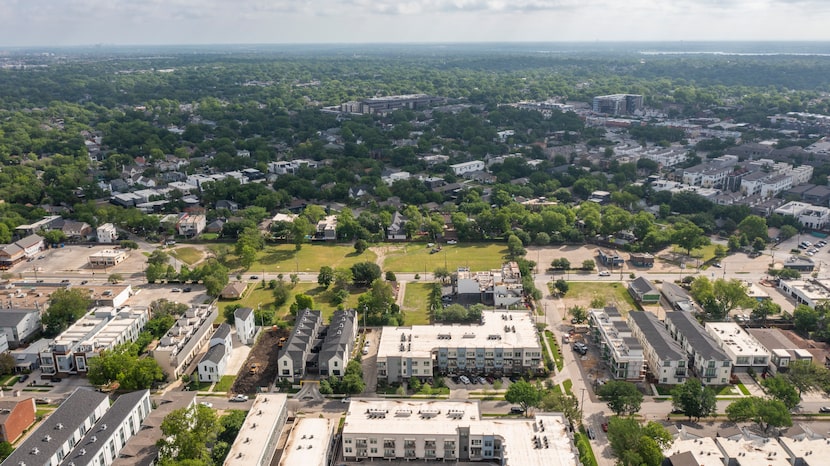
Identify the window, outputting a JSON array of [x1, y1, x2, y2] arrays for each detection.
[[334, 361, 338, 367], [345, 439, 352, 444], [370, 439, 377, 444], [283, 360, 287, 366], [663, 360, 671, 367], [723, 361, 730, 367], [345, 447, 353, 453], [370, 448, 378, 454]]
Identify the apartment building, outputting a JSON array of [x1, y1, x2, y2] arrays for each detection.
[[151, 304, 219, 379], [340, 94, 444, 115], [234, 307, 256, 345], [40, 306, 149, 375], [225, 394, 289, 466], [278, 418, 337, 466], [588, 307, 646, 381], [591, 94, 643, 115], [705, 322, 770, 373], [341, 399, 578, 465], [681, 155, 739, 188], [449, 161, 485, 176], [456, 262, 523, 308], [376, 310, 542, 383], [628, 312, 687, 384], [664, 312, 732, 385], [96, 223, 118, 243]]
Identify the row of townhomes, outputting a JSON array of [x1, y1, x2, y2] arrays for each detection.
[[455, 262, 524, 308], [278, 309, 358, 381]]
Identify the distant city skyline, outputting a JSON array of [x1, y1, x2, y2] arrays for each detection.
[[1, 0, 829, 47]]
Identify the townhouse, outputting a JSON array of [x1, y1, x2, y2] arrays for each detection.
[[664, 312, 732, 385], [588, 307, 646, 381], [628, 311, 688, 384]]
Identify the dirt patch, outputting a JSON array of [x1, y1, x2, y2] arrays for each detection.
[[231, 327, 290, 394]]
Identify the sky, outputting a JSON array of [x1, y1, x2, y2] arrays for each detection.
[[1, 0, 829, 47]]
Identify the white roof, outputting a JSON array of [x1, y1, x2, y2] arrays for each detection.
[[225, 394, 288, 466], [716, 436, 790, 466], [377, 310, 540, 360], [664, 437, 724, 466], [279, 418, 334, 466], [705, 322, 769, 358], [779, 436, 830, 464]]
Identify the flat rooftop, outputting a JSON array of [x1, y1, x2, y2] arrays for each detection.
[[664, 437, 724, 466], [225, 394, 288, 466], [716, 436, 790, 466], [279, 418, 334, 466], [778, 436, 830, 465], [705, 322, 768, 357], [377, 310, 540, 359], [54, 306, 146, 350]]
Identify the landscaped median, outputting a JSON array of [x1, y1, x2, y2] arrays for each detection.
[[543, 329, 564, 371], [574, 428, 599, 466]]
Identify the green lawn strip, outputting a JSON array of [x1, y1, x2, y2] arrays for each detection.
[[382, 243, 508, 273], [737, 383, 751, 395], [402, 282, 433, 325], [563, 379, 573, 396], [170, 246, 204, 265], [543, 330, 564, 371], [671, 244, 718, 263], [654, 385, 674, 396], [254, 244, 377, 273], [718, 385, 737, 396], [575, 430, 599, 466], [0, 374, 18, 386], [213, 375, 236, 392], [564, 282, 637, 314]]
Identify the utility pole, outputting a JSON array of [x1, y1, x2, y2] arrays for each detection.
[[580, 388, 586, 423]]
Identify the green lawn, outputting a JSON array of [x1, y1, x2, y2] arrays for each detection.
[[217, 282, 364, 324], [213, 375, 236, 392], [382, 243, 508, 273], [402, 282, 433, 325], [170, 246, 204, 265], [544, 330, 564, 371], [563, 379, 573, 395], [672, 243, 719, 263], [255, 244, 377, 273], [563, 282, 638, 313]]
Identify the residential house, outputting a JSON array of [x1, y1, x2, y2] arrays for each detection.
[[0, 234, 45, 268], [747, 328, 814, 374], [449, 161, 485, 176], [319, 310, 358, 377], [455, 262, 523, 308], [198, 324, 232, 382], [216, 200, 239, 212], [97, 223, 118, 243], [221, 282, 247, 300], [151, 304, 219, 379], [54, 219, 92, 241], [234, 307, 256, 345], [588, 307, 646, 381], [387, 212, 408, 241], [315, 215, 337, 241], [376, 310, 542, 383], [628, 276, 660, 304], [1, 388, 110, 466], [628, 312, 687, 384], [661, 282, 695, 313], [0, 397, 36, 443], [0, 309, 42, 348], [278, 309, 323, 381], [665, 312, 732, 384], [176, 214, 206, 237]]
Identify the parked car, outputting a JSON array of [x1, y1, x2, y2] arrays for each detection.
[[183, 287, 192, 292], [18, 374, 28, 383], [50, 377, 61, 383], [250, 276, 259, 280], [171, 288, 182, 292], [586, 427, 596, 440], [820, 406, 830, 413], [230, 394, 249, 402], [712, 262, 722, 268], [459, 375, 471, 385], [35, 398, 52, 405], [199, 401, 213, 408], [446, 240, 458, 245], [509, 407, 524, 414], [598, 271, 611, 277], [80, 280, 88, 285], [341, 397, 352, 404]]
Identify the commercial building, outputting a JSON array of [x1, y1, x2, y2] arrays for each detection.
[[774, 201, 830, 229], [628, 277, 660, 304], [747, 328, 814, 374], [224, 394, 289, 466], [778, 279, 830, 307], [278, 418, 337, 466], [0, 234, 45, 269], [0, 397, 36, 443], [376, 310, 542, 383], [88, 249, 129, 268], [588, 307, 646, 381], [197, 323, 232, 383], [340, 94, 444, 115], [592, 94, 643, 115], [151, 304, 219, 379], [234, 307, 255, 345], [40, 306, 149, 375], [341, 399, 578, 465], [664, 312, 732, 385], [82, 284, 133, 308], [0, 388, 110, 466], [628, 312, 687, 384], [597, 249, 624, 267], [782, 256, 816, 272], [705, 322, 770, 373], [629, 252, 654, 267], [456, 262, 524, 309]]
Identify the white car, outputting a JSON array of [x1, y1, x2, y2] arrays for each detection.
[[446, 240, 458, 245], [199, 401, 213, 408], [171, 288, 182, 292], [230, 394, 249, 402], [341, 397, 351, 404], [598, 271, 611, 277]]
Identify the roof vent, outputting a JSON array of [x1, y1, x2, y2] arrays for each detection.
[[30, 448, 39, 455], [79, 449, 86, 456], [43, 435, 51, 442], [55, 423, 64, 430]]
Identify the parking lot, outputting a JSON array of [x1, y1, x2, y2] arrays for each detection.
[[127, 283, 211, 308], [11, 244, 148, 276]]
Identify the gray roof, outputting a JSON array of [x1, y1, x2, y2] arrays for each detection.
[[665, 312, 730, 362], [234, 307, 253, 320], [60, 390, 149, 466], [661, 282, 694, 311], [200, 343, 227, 365], [319, 309, 357, 369], [0, 309, 38, 328], [279, 309, 321, 364], [629, 276, 658, 296], [3, 388, 109, 466], [111, 392, 196, 466], [16, 233, 44, 249], [213, 323, 231, 341], [628, 311, 685, 361]]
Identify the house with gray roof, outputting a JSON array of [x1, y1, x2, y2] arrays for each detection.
[[234, 307, 255, 345], [60, 390, 151, 466], [319, 309, 358, 377], [665, 312, 732, 385], [2, 388, 110, 466], [387, 211, 408, 241], [661, 282, 696, 313], [0, 309, 41, 348], [628, 312, 688, 384], [628, 276, 660, 304], [197, 323, 232, 383], [278, 309, 323, 381]]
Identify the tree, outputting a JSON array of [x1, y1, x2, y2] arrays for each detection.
[[568, 305, 587, 323], [354, 239, 368, 254], [598, 381, 643, 416], [606, 417, 672, 466], [43, 288, 92, 337], [779, 225, 798, 241], [157, 404, 220, 464], [333, 267, 353, 289], [737, 215, 768, 243], [539, 390, 580, 423], [784, 360, 830, 396], [87, 344, 165, 390], [554, 279, 569, 297], [385, 271, 397, 282], [726, 397, 792, 433], [762, 375, 801, 410], [751, 299, 780, 325], [433, 266, 451, 284], [690, 277, 752, 321], [505, 380, 541, 415], [351, 261, 381, 287], [223, 304, 242, 325], [581, 259, 595, 271], [793, 305, 820, 336], [0, 353, 15, 375], [291, 216, 313, 250], [550, 258, 571, 270], [289, 294, 314, 315], [108, 273, 123, 284], [673, 222, 710, 256], [0, 441, 13, 462], [318, 265, 334, 287], [506, 234, 526, 259], [671, 378, 716, 421]]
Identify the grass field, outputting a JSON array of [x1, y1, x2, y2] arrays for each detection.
[[402, 282, 433, 325], [170, 246, 204, 265], [210, 243, 377, 273], [671, 244, 719, 263], [382, 243, 508, 273], [213, 375, 236, 392], [218, 282, 365, 324], [563, 282, 637, 313]]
